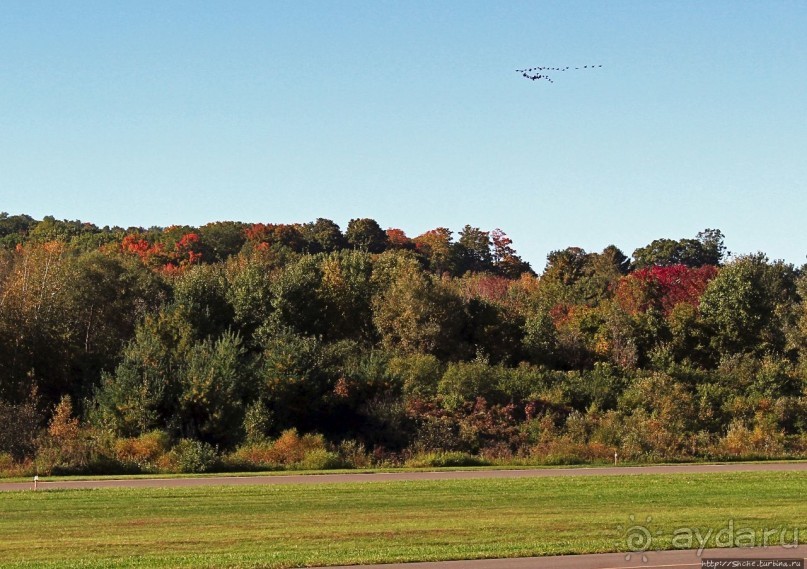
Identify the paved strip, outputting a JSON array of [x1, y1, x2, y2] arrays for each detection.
[[1, 462, 805, 491], [320, 546, 807, 569]]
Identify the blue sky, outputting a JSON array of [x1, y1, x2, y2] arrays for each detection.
[[1, 1, 805, 269]]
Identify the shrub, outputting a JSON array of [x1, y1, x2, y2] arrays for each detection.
[[411, 414, 464, 453], [437, 360, 503, 411], [478, 443, 516, 462], [113, 431, 171, 472], [227, 429, 332, 470], [388, 353, 442, 400], [33, 445, 61, 476], [294, 449, 345, 470], [227, 441, 279, 470], [529, 440, 616, 465], [717, 419, 785, 459], [169, 439, 218, 473], [0, 452, 24, 477], [37, 396, 103, 474], [0, 454, 34, 478], [269, 429, 327, 465], [337, 439, 369, 469], [0, 452, 13, 472], [405, 451, 489, 468], [242, 401, 273, 444]]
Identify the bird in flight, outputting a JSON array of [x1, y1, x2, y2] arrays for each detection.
[[516, 65, 602, 83]]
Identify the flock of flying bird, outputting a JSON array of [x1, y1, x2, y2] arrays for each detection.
[[516, 65, 603, 83]]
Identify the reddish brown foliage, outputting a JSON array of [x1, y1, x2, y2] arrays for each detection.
[[615, 264, 718, 315], [385, 228, 413, 249], [456, 274, 512, 303], [244, 223, 304, 252]]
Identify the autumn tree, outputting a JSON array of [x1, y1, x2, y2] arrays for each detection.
[[385, 228, 414, 250], [490, 228, 532, 278], [27, 216, 100, 244], [244, 223, 306, 255], [413, 228, 458, 275], [0, 241, 75, 405], [614, 264, 718, 316]]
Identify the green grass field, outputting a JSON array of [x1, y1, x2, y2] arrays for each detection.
[[1, 471, 805, 568]]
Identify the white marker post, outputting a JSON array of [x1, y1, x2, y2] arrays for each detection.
[[33, 475, 38, 491], [614, 452, 618, 466]]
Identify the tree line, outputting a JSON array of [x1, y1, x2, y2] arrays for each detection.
[[0, 212, 805, 474]]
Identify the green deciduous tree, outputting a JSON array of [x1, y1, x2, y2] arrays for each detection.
[[318, 250, 375, 342], [197, 221, 247, 262], [345, 218, 388, 253], [413, 228, 458, 276], [632, 229, 725, 269], [172, 264, 234, 339], [301, 218, 346, 253], [457, 225, 492, 274], [699, 255, 797, 356], [372, 257, 466, 358], [268, 255, 326, 337]]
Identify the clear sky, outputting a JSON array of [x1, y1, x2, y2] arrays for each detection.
[[1, 1, 805, 269]]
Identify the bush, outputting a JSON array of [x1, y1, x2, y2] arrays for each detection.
[[0, 452, 14, 472], [294, 449, 346, 470], [37, 396, 105, 475], [268, 429, 327, 465], [405, 451, 489, 468], [411, 414, 464, 453], [0, 452, 35, 478], [337, 439, 369, 469], [33, 445, 60, 476], [388, 353, 442, 400], [226, 441, 280, 471], [0, 457, 34, 478], [437, 360, 503, 411], [113, 431, 171, 472], [529, 439, 616, 465], [242, 401, 273, 444], [169, 439, 219, 473], [227, 429, 334, 470], [716, 419, 785, 459]]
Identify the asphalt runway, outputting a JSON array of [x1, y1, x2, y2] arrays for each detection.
[[322, 546, 807, 569], [1, 461, 805, 492]]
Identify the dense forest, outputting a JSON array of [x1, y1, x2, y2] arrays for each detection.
[[1, 212, 805, 474]]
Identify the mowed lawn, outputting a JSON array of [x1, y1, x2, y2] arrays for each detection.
[[0, 472, 805, 569]]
